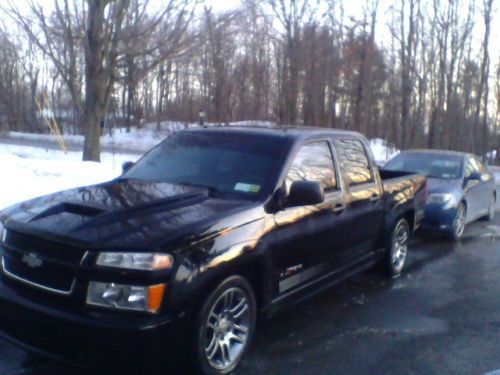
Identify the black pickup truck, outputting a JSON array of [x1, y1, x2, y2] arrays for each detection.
[[0, 127, 425, 374]]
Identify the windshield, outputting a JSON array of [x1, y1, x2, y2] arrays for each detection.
[[384, 153, 463, 179], [123, 131, 288, 199]]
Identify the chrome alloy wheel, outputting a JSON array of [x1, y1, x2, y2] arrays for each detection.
[[391, 221, 409, 273], [204, 287, 251, 371], [454, 204, 466, 238]]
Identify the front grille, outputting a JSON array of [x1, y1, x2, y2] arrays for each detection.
[[4, 229, 84, 263], [0, 229, 85, 295], [2, 256, 75, 294]]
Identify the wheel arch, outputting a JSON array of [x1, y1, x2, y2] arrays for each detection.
[[187, 255, 273, 319], [379, 208, 414, 250], [402, 208, 415, 233]]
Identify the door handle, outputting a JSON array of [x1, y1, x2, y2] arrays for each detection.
[[333, 203, 346, 214], [369, 194, 381, 203]]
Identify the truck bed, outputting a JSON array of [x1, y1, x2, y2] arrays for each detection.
[[378, 168, 419, 181], [378, 167, 427, 233]]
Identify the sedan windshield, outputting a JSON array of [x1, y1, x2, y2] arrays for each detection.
[[123, 131, 288, 198], [385, 153, 463, 179]]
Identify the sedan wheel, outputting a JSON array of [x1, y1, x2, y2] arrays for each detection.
[[451, 203, 466, 240], [195, 276, 256, 374]]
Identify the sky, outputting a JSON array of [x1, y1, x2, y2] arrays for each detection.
[[9, 0, 500, 71], [211, 0, 499, 62]]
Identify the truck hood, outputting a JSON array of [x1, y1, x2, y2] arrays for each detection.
[[0, 179, 258, 249]]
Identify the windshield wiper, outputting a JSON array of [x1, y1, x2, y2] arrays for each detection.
[[427, 174, 451, 179], [176, 181, 221, 195]]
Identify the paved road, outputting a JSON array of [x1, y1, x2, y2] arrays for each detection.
[[0, 210, 499, 374]]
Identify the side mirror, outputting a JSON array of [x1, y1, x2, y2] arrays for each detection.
[[287, 181, 324, 207], [467, 171, 481, 181], [122, 161, 134, 174]]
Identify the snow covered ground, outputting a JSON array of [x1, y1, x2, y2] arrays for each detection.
[[7, 126, 165, 153], [369, 138, 399, 164], [4, 121, 278, 153], [0, 144, 141, 210], [0, 123, 398, 210]]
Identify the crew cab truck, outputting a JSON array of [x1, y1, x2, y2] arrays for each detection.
[[0, 127, 426, 374]]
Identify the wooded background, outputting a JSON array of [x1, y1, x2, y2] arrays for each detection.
[[0, 0, 498, 161]]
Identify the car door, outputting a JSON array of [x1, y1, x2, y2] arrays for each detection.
[[334, 138, 384, 265], [271, 140, 348, 297], [472, 156, 495, 217], [464, 157, 486, 221]]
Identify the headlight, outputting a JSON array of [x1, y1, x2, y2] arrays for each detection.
[[427, 193, 457, 209], [96, 252, 174, 271], [87, 282, 166, 313]]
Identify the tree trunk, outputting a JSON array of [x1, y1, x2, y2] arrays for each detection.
[[82, 0, 106, 162]]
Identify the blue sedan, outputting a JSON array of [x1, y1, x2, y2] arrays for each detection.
[[385, 150, 496, 240]]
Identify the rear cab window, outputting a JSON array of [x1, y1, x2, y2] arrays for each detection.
[[334, 139, 374, 187], [285, 141, 338, 193]]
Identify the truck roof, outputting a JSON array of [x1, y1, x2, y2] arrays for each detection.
[[186, 125, 365, 142]]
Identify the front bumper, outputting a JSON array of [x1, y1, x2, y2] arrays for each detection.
[[419, 204, 458, 233], [0, 278, 187, 367]]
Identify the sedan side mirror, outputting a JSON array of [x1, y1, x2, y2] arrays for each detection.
[[287, 181, 324, 207], [467, 171, 481, 181], [122, 161, 134, 174]]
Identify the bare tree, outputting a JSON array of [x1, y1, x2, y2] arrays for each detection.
[[472, 0, 493, 154], [268, 0, 312, 125], [4, 0, 197, 161], [0, 0, 498, 159], [4, 0, 85, 126]]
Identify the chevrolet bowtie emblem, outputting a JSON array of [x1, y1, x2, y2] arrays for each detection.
[[22, 253, 43, 268]]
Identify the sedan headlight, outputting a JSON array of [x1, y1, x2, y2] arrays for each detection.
[[96, 252, 174, 271], [427, 193, 457, 209], [87, 282, 166, 313]]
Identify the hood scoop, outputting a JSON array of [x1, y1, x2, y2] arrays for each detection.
[[29, 201, 106, 222], [72, 190, 208, 232]]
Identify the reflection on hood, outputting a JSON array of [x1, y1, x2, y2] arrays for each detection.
[[1, 179, 255, 248]]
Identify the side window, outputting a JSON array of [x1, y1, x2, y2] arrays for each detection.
[[464, 158, 475, 178], [286, 142, 337, 193], [473, 156, 487, 173], [335, 139, 373, 186]]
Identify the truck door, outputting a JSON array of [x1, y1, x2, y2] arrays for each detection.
[[334, 138, 384, 265], [272, 141, 348, 297]]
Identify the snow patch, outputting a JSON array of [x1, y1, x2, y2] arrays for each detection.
[[369, 138, 399, 164], [0, 144, 141, 210]]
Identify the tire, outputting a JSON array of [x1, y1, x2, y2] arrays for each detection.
[[449, 203, 466, 240], [193, 276, 257, 375], [480, 195, 496, 221], [383, 218, 410, 277]]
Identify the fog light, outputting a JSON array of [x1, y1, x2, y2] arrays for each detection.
[[87, 282, 166, 313]]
